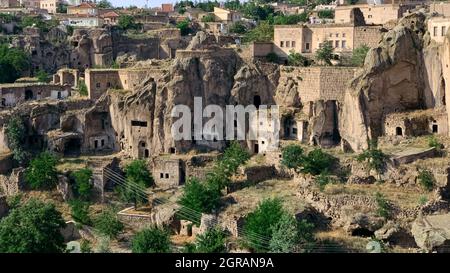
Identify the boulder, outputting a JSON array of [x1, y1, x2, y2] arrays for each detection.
[[411, 213, 450, 252]]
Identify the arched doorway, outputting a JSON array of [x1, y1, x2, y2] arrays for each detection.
[[253, 95, 261, 109]]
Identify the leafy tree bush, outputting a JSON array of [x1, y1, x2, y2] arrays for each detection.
[[97, 0, 113, 8], [288, 50, 311, 66], [243, 198, 285, 252], [374, 192, 390, 219], [356, 140, 387, 178], [269, 213, 314, 253], [224, 0, 241, 10], [69, 199, 92, 225], [243, 21, 273, 43], [418, 169, 434, 192], [229, 21, 247, 34], [0, 199, 66, 253], [20, 15, 58, 33], [428, 135, 443, 153], [302, 149, 335, 176], [281, 144, 304, 171], [131, 227, 171, 253], [80, 239, 92, 253], [242, 3, 274, 21], [5, 115, 28, 164], [196, 1, 219, 12], [318, 10, 334, 19], [117, 160, 153, 209], [351, 45, 370, 66], [177, 19, 191, 36], [201, 14, 216, 22], [315, 172, 331, 191], [177, 177, 221, 223], [57, 3, 68, 13], [186, 227, 228, 253], [71, 168, 93, 200], [78, 80, 88, 96], [315, 40, 334, 65], [25, 152, 59, 189], [36, 69, 50, 82], [93, 208, 124, 238], [0, 44, 29, 83], [118, 15, 140, 30], [273, 13, 308, 25]]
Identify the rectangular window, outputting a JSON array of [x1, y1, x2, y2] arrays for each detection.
[[101, 139, 105, 147], [342, 33, 346, 38], [342, 40, 346, 48], [286, 41, 290, 47], [292, 41, 296, 47], [335, 40, 339, 48], [131, 120, 148, 127], [160, 173, 164, 178], [96, 82, 101, 88], [335, 33, 339, 37], [442, 26, 446, 36], [280, 41, 284, 47], [434, 26, 438, 36], [165, 173, 169, 179], [305, 43, 310, 50]]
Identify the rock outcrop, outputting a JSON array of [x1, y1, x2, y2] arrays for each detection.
[[412, 213, 450, 252]]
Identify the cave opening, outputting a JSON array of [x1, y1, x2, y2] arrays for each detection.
[[253, 95, 261, 109], [351, 228, 374, 238], [64, 138, 81, 157], [396, 127, 403, 136]]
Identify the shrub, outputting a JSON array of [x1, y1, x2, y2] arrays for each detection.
[[428, 135, 443, 152], [315, 40, 333, 65], [191, 228, 228, 253], [71, 168, 93, 200], [0, 199, 66, 253], [117, 160, 153, 209], [94, 208, 124, 238], [201, 14, 215, 22], [418, 195, 428, 206], [78, 81, 88, 96], [302, 149, 335, 175], [5, 115, 28, 165], [266, 52, 279, 63], [177, 19, 191, 36], [315, 172, 331, 191], [80, 239, 92, 253], [281, 144, 304, 171], [269, 213, 314, 253], [418, 169, 434, 192], [36, 69, 50, 82], [288, 50, 311, 67], [351, 45, 370, 66], [318, 10, 334, 19], [243, 21, 273, 43], [356, 140, 387, 178], [374, 192, 390, 219], [25, 152, 59, 189], [118, 14, 140, 30], [229, 21, 247, 34], [131, 227, 171, 253], [69, 199, 92, 225]]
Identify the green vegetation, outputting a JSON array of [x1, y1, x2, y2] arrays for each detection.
[[201, 14, 216, 23], [315, 172, 331, 191], [428, 135, 443, 153], [288, 50, 311, 67], [80, 239, 92, 253], [272, 13, 308, 25], [25, 152, 59, 189], [97, 0, 113, 8], [356, 140, 387, 178], [418, 169, 434, 192], [20, 16, 59, 33], [243, 21, 273, 43], [196, 1, 220, 12], [0, 44, 29, 83], [69, 199, 92, 225], [374, 192, 391, 219], [241, 2, 274, 21], [5, 115, 28, 165], [117, 160, 154, 209], [281, 144, 304, 170], [36, 69, 50, 83], [315, 40, 334, 65], [351, 45, 370, 66], [0, 199, 66, 253], [57, 3, 68, 13], [71, 168, 93, 200], [118, 15, 141, 30], [93, 208, 124, 238], [78, 80, 88, 96], [243, 198, 314, 252], [177, 19, 191, 36], [131, 227, 171, 253], [266, 52, 279, 63], [229, 21, 247, 34], [184, 227, 228, 253], [418, 195, 428, 206], [317, 10, 334, 19], [281, 145, 334, 175]]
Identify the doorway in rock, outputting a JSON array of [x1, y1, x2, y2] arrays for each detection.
[[253, 95, 261, 109], [396, 127, 403, 136], [254, 143, 259, 154], [64, 138, 81, 157], [25, 90, 33, 100]]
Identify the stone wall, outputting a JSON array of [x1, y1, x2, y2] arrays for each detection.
[[250, 42, 274, 58], [0, 83, 71, 108], [354, 26, 385, 49], [152, 157, 183, 189], [0, 167, 25, 196], [0, 153, 12, 175]]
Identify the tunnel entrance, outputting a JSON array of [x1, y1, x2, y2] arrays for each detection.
[[64, 138, 81, 157], [396, 127, 403, 136]]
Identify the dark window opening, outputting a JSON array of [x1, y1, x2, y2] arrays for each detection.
[[253, 95, 261, 109], [25, 90, 33, 100], [57, 91, 62, 99], [94, 140, 98, 148], [160, 173, 164, 178], [432, 124, 438, 133], [170, 147, 176, 154], [165, 173, 169, 179], [101, 139, 105, 147], [254, 143, 259, 154], [141, 142, 146, 147], [144, 149, 149, 158], [396, 127, 403, 136], [1, 98, 5, 106], [131, 120, 148, 127]]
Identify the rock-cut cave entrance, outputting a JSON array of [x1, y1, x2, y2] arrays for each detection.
[[64, 138, 81, 157]]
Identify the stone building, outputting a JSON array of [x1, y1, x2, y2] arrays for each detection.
[[213, 7, 241, 24], [428, 16, 450, 44], [67, 2, 97, 16], [0, 0, 19, 8], [152, 157, 184, 189], [273, 23, 384, 58], [334, 4, 417, 25], [53, 68, 79, 88], [430, 2, 450, 17], [0, 82, 71, 108], [40, 0, 58, 14]]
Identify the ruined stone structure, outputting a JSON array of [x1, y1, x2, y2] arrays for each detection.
[[334, 4, 418, 25], [0, 82, 71, 108]]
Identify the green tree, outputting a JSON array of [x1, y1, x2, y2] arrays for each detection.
[[266, 52, 279, 63], [71, 168, 93, 200], [118, 14, 139, 30], [418, 169, 434, 192], [229, 21, 247, 34], [243, 21, 273, 43], [5, 115, 28, 164], [0, 44, 29, 83], [97, 0, 113, 8], [201, 14, 216, 22], [315, 172, 331, 191], [351, 45, 370, 66], [243, 198, 285, 252], [69, 199, 92, 225], [117, 160, 153, 209], [242, 3, 274, 21], [93, 208, 124, 238], [318, 10, 334, 19], [302, 149, 335, 176], [36, 69, 50, 82], [0, 199, 66, 253], [78, 80, 88, 96], [315, 40, 334, 65], [273, 13, 308, 25], [288, 50, 311, 66], [131, 227, 171, 253], [269, 213, 314, 253], [428, 135, 443, 153], [57, 3, 68, 13], [25, 152, 59, 189], [281, 144, 304, 171], [374, 192, 391, 219], [224, 0, 241, 10], [356, 140, 387, 178], [177, 19, 191, 36], [185, 227, 228, 253]]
